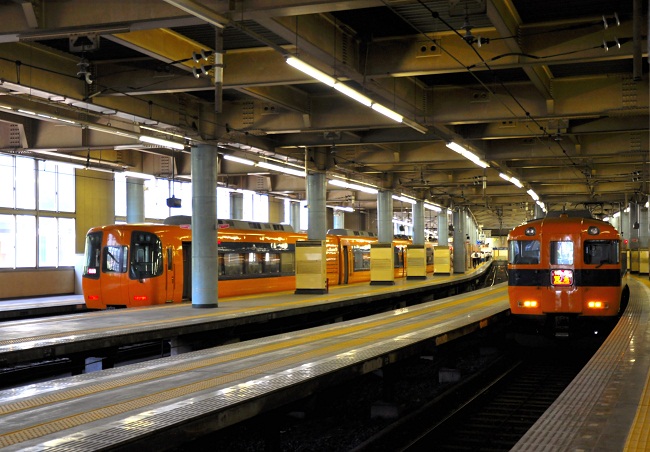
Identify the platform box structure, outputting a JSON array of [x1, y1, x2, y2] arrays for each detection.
[[406, 245, 427, 280], [639, 249, 649, 274], [370, 243, 395, 285], [630, 249, 640, 273], [294, 240, 327, 294], [434, 245, 453, 275]]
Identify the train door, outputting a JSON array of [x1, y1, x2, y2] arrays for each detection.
[[101, 232, 131, 308], [165, 246, 175, 302], [127, 231, 165, 306], [342, 245, 349, 284], [182, 241, 192, 300]]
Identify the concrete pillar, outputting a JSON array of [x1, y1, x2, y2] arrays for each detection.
[[333, 210, 345, 229], [291, 201, 301, 231], [377, 190, 394, 243], [412, 200, 424, 245], [126, 177, 145, 223], [307, 172, 327, 240], [230, 192, 243, 220], [453, 208, 466, 273], [438, 210, 449, 245], [191, 144, 218, 308]]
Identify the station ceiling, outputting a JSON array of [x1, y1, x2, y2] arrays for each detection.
[[0, 0, 647, 232]]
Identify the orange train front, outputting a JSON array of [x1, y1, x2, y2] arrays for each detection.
[[507, 211, 628, 336]]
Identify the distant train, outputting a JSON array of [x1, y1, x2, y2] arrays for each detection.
[[82, 216, 434, 309], [508, 211, 628, 336]]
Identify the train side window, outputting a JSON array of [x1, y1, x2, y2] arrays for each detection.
[[426, 247, 434, 265], [223, 253, 244, 275], [218, 254, 225, 276], [508, 240, 540, 264], [551, 241, 574, 265], [280, 252, 295, 273], [584, 240, 619, 265], [83, 231, 103, 278], [104, 245, 128, 273], [352, 245, 371, 271], [263, 252, 280, 273], [130, 231, 163, 279], [393, 246, 405, 269], [246, 252, 263, 274]]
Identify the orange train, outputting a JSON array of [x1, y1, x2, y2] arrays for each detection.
[[507, 211, 628, 336], [82, 217, 434, 309]]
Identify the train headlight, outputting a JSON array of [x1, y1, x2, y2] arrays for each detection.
[[525, 227, 536, 236], [519, 300, 539, 308], [587, 226, 600, 235]]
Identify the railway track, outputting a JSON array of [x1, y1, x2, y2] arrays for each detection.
[[363, 337, 606, 452]]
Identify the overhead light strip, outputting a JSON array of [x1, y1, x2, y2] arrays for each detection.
[[286, 57, 427, 134], [446, 142, 489, 169]]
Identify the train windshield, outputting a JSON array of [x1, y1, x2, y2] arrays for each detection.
[[508, 240, 540, 264], [83, 231, 103, 279], [584, 240, 619, 266], [551, 241, 574, 265], [130, 231, 164, 280]]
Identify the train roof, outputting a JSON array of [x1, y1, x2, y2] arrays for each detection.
[[163, 216, 294, 232], [508, 212, 619, 238]]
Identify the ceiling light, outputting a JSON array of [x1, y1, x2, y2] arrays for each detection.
[[257, 161, 305, 177], [192, 49, 214, 62], [424, 202, 442, 212], [446, 142, 489, 168], [527, 189, 539, 201], [328, 205, 355, 212], [392, 194, 417, 204], [510, 177, 524, 188], [328, 179, 378, 194], [371, 103, 403, 122], [333, 82, 372, 107], [123, 171, 156, 180], [223, 154, 255, 166], [286, 57, 336, 87], [139, 135, 185, 150]]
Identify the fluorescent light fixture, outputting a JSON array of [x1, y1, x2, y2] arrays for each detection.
[[257, 161, 305, 178], [328, 205, 355, 212], [613, 211, 620, 218], [510, 177, 523, 188], [536, 200, 546, 212], [139, 135, 185, 150], [286, 57, 336, 87], [424, 202, 442, 212], [334, 82, 372, 106], [446, 142, 489, 168], [18, 109, 36, 115], [392, 194, 417, 205], [372, 103, 403, 122], [527, 189, 539, 201], [223, 154, 255, 166], [499, 173, 510, 181], [123, 171, 156, 180], [328, 179, 378, 194]]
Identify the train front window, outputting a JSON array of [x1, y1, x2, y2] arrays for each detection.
[[83, 231, 103, 278], [584, 240, 619, 266], [130, 231, 163, 279], [103, 245, 128, 273], [551, 241, 574, 265], [508, 240, 540, 264]]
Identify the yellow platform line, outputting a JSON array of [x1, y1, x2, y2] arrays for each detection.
[[624, 276, 650, 451], [0, 293, 506, 447], [0, 282, 504, 346]]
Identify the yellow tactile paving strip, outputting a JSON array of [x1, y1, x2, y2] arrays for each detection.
[[0, 287, 507, 447], [0, 272, 464, 348], [624, 277, 650, 451]]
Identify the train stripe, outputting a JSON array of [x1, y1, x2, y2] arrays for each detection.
[[509, 269, 622, 287]]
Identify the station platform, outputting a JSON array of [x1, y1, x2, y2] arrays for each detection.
[[0, 281, 509, 450], [0, 264, 490, 368], [0, 294, 86, 321], [513, 275, 650, 451]]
